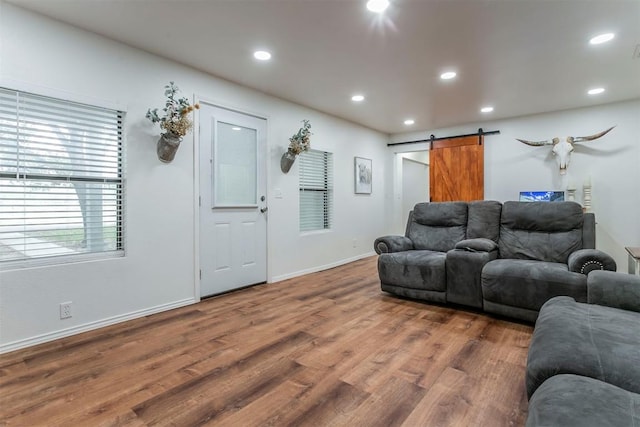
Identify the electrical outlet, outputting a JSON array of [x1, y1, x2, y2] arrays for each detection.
[[60, 302, 72, 319]]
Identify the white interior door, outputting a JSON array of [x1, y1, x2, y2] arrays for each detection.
[[199, 104, 267, 297]]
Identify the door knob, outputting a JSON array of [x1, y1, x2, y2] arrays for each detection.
[[260, 207, 268, 213]]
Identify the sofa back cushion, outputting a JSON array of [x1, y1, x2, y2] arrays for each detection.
[[582, 212, 596, 249], [498, 201, 584, 263], [407, 202, 468, 252], [467, 200, 502, 242]]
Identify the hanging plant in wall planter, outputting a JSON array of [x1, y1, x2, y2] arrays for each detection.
[[281, 119, 312, 173], [146, 82, 199, 163]]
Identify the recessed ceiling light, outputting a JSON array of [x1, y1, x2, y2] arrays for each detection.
[[480, 106, 494, 113], [404, 119, 415, 125], [589, 33, 615, 45], [366, 0, 389, 13], [440, 71, 457, 80], [588, 87, 605, 95], [253, 50, 272, 61], [232, 127, 242, 131], [351, 94, 365, 102]]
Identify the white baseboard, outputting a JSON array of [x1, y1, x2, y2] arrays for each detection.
[[0, 298, 197, 354], [270, 252, 376, 283]]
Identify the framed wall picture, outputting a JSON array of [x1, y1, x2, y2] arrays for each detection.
[[354, 157, 372, 194]]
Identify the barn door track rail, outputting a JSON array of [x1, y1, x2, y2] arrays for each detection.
[[388, 128, 501, 148]]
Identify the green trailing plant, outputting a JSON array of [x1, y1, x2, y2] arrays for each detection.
[[146, 82, 199, 137], [288, 119, 312, 155]]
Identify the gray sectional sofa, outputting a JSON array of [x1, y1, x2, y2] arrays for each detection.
[[525, 271, 640, 426], [374, 200, 617, 322]]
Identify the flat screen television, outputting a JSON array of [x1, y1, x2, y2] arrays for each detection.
[[519, 191, 565, 202]]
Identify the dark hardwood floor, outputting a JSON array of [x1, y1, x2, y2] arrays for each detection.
[[0, 256, 532, 426]]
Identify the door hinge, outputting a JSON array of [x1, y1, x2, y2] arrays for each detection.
[[199, 270, 202, 280], [199, 196, 201, 207]]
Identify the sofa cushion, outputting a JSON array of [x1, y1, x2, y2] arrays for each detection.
[[482, 260, 587, 315], [407, 202, 467, 252], [467, 200, 502, 242], [588, 270, 640, 312], [526, 296, 640, 399], [526, 374, 640, 427], [377, 251, 447, 291], [498, 201, 584, 263]]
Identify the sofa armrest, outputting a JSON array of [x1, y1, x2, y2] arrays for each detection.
[[446, 248, 498, 308], [374, 235, 414, 254], [587, 270, 640, 312], [454, 238, 498, 253], [568, 249, 617, 274]]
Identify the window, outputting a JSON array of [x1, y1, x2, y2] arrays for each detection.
[[0, 88, 125, 265], [299, 149, 333, 232]]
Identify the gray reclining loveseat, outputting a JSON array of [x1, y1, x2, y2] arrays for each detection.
[[525, 271, 640, 426], [374, 200, 617, 322]]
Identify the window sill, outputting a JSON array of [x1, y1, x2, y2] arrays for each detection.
[[300, 228, 333, 237], [1, 250, 125, 272]]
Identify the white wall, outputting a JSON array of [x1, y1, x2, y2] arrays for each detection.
[[390, 99, 640, 270], [2, 2, 637, 352], [401, 158, 429, 226], [0, 3, 391, 351], [400, 151, 429, 165]]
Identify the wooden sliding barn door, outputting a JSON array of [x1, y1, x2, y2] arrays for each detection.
[[429, 135, 484, 202]]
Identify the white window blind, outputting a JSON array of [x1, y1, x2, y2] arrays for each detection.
[[299, 149, 333, 232], [0, 87, 125, 264]]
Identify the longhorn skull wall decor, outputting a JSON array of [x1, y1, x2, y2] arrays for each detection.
[[516, 126, 615, 175]]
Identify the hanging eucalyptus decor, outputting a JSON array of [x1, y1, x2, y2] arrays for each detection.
[[281, 119, 312, 173], [146, 82, 199, 163]]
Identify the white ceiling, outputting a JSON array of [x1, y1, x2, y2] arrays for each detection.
[[8, 0, 640, 134]]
